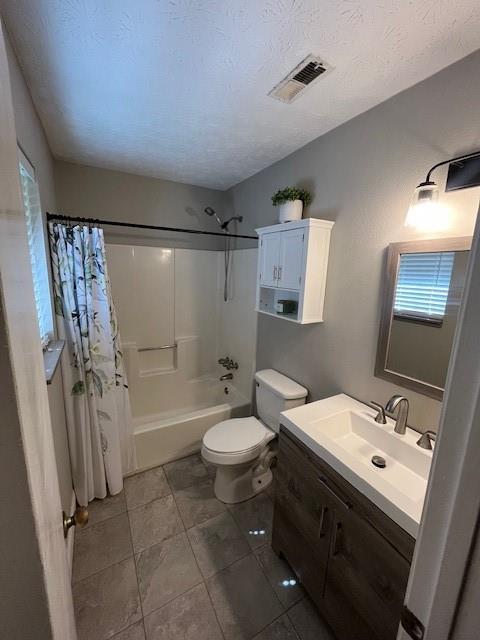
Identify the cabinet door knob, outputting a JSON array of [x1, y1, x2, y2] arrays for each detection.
[[278, 266, 282, 280], [273, 266, 277, 280], [318, 506, 328, 538], [287, 477, 301, 500], [331, 521, 342, 557]]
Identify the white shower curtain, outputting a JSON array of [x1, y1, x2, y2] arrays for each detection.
[[49, 222, 135, 506]]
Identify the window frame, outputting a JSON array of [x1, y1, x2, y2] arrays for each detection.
[[18, 147, 54, 349]]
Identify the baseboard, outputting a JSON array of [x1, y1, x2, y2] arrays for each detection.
[[66, 489, 76, 577]]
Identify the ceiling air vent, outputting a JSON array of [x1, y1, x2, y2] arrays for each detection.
[[269, 55, 329, 104]]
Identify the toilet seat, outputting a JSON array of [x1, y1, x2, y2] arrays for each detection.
[[204, 416, 272, 453], [202, 416, 275, 466]]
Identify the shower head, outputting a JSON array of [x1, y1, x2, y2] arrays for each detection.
[[204, 207, 243, 232], [221, 215, 243, 230], [204, 206, 223, 228]]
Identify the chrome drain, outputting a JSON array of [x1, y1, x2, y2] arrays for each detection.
[[372, 455, 386, 468]]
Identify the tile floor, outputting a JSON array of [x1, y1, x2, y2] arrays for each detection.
[[72, 454, 334, 640]]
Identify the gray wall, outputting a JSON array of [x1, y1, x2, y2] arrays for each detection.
[[5, 31, 73, 512], [229, 50, 480, 432], [54, 160, 233, 250]]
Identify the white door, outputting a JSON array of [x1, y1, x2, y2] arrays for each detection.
[[259, 232, 281, 287], [278, 228, 305, 290], [397, 205, 480, 640], [0, 20, 76, 639]]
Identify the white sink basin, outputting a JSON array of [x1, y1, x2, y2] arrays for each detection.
[[280, 394, 433, 537]]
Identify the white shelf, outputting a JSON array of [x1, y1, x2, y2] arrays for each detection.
[[256, 309, 302, 323], [258, 283, 299, 292]]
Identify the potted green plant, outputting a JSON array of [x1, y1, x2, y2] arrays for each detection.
[[271, 187, 312, 223]]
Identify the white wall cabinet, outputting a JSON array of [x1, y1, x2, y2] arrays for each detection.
[[256, 218, 334, 324]]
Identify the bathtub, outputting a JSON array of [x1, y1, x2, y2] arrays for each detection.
[[133, 382, 251, 471]]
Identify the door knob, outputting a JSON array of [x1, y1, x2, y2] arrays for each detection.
[[63, 506, 89, 538]]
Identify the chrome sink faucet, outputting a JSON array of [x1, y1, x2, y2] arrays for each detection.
[[385, 395, 409, 435], [417, 430, 436, 450], [370, 401, 387, 424]]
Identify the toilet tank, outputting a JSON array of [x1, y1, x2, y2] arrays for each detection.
[[255, 369, 308, 433]]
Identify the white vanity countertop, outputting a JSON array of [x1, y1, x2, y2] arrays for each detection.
[[280, 394, 433, 538]]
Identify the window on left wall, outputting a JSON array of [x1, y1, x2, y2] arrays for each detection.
[[18, 149, 54, 349]]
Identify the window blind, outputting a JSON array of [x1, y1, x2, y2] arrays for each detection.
[[19, 160, 53, 348], [394, 251, 455, 322]]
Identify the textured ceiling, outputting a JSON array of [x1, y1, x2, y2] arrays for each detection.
[[2, 1, 480, 189]]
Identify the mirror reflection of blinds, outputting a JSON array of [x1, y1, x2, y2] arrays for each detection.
[[394, 251, 455, 322]]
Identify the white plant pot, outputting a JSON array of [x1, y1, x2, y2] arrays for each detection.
[[278, 199, 303, 223]]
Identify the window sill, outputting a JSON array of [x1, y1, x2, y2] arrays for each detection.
[[393, 313, 443, 327], [43, 340, 65, 384]]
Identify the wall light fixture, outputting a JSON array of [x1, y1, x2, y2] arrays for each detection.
[[406, 151, 480, 230]]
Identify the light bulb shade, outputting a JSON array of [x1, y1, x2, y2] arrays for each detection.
[[412, 181, 439, 205], [405, 181, 447, 230]]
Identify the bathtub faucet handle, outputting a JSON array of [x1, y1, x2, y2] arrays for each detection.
[[219, 357, 239, 370]]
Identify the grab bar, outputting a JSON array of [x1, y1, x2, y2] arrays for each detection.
[[137, 344, 177, 352]]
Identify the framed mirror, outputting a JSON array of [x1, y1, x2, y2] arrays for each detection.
[[375, 236, 471, 400]]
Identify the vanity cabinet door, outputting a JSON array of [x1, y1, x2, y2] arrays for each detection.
[[274, 464, 332, 555], [272, 503, 329, 605], [272, 431, 333, 602], [259, 232, 281, 287], [275, 429, 332, 554], [324, 506, 411, 640]]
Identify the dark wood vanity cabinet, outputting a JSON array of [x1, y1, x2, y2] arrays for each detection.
[[272, 427, 415, 640]]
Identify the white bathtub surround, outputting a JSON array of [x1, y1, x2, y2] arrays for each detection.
[[107, 243, 258, 471], [176, 248, 221, 378], [107, 244, 221, 408], [217, 248, 258, 400], [49, 224, 135, 506], [107, 244, 176, 371]]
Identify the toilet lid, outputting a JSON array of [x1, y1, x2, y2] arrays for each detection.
[[203, 417, 271, 454]]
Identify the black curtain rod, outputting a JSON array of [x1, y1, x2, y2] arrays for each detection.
[[46, 212, 258, 241]]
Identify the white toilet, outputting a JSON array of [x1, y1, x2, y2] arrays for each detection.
[[202, 369, 308, 503]]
